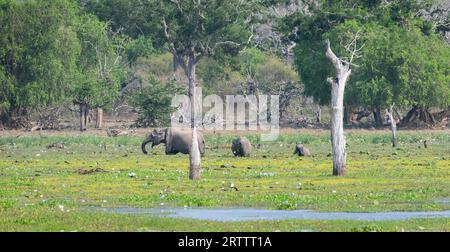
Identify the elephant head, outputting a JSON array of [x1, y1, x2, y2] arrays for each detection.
[[141, 128, 167, 154]]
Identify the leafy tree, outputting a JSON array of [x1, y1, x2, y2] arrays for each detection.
[[327, 20, 450, 126], [396, 26, 450, 125], [283, 0, 449, 126], [130, 77, 184, 127], [82, 0, 154, 40], [72, 14, 129, 130], [0, 0, 133, 130], [253, 54, 302, 120], [132, 52, 174, 82], [0, 0, 80, 127], [197, 57, 247, 97], [125, 36, 156, 65]]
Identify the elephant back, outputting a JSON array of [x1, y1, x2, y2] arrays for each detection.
[[240, 137, 252, 156], [165, 127, 205, 155]]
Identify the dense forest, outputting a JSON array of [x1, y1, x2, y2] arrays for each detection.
[[0, 0, 449, 131]]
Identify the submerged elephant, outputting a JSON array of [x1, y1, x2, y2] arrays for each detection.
[[231, 136, 252, 157], [294, 143, 310, 156], [141, 128, 205, 156]]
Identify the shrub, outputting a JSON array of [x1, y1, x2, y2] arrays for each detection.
[[130, 77, 184, 127]]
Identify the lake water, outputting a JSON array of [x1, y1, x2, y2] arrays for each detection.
[[90, 207, 450, 222]]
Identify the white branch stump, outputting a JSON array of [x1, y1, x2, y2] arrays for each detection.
[[386, 104, 397, 147]]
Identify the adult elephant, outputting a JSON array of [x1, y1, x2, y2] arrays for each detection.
[[141, 127, 205, 156]]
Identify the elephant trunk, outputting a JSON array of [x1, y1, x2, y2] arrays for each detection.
[[141, 137, 153, 154]]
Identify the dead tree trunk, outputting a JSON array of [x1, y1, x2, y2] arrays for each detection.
[[95, 107, 104, 129], [316, 105, 321, 124], [325, 40, 351, 176], [184, 56, 201, 180], [386, 104, 397, 147], [400, 106, 436, 127]]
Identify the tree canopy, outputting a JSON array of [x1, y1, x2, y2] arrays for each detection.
[[0, 0, 449, 129], [281, 0, 449, 125], [0, 0, 80, 125]]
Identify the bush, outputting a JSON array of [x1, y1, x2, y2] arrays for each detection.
[[130, 78, 184, 127]]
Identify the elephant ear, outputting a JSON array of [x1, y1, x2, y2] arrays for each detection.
[[165, 128, 173, 153]]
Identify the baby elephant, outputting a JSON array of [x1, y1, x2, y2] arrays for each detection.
[[231, 136, 252, 157], [294, 143, 310, 156]]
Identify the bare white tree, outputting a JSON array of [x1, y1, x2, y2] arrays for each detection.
[[325, 39, 350, 176], [325, 29, 365, 176]]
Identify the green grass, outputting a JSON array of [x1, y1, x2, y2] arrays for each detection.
[[0, 130, 449, 231]]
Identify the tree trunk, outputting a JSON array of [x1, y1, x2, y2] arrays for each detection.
[[373, 107, 383, 128], [79, 104, 88, 131], [95, 107, 104, 129], [316, 105, 321, 124], [355, 110, 371, 122], [344, 107, 356, 125], [186, 57, 201, 180], [401, 106, 436, 127], [433, 107, 450, 123], [246, 78, 257, 95], [386, 104, 397, 147], [326, 40, 350, 176]]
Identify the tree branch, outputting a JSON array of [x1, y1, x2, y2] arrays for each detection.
[[161, 18, 176, 54], [325, 39, 342, 71], [214, 40, 241, 50]]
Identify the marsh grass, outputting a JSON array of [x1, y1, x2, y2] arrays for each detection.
[[0, 130, 449, 231], [1, 130, 448, 147], [0, 135, 141, 148]]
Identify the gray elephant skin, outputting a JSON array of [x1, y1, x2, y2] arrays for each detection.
[[142, 128, 205, 156], [294, 143, 310, 156], [232, 136, 252, 157]]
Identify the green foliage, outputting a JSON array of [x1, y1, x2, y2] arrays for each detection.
[[255, 55, 299, 92], [85, 0, 259, 58], [285, 0, 449, 113], [126, 36, 155, 64], [130, 77, 184, 127], [197, 47, 301, 112], [72, 14, 129, 110], [0, 0, 132, 126], [82, 0, 146, 39], [133, 53, 173, 82], [237, 48, 267, 75], [348, 23, 402, 108], [253, 54, 302, 117], [0, 0, 80, 121], [1, 0, 448, 128], [351, 224, 384, 232], [197, 57, 246, 96], [396, 27, 450, 108]]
